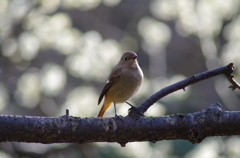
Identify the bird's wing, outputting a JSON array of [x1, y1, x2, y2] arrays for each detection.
[[98, 67, 122, 105]]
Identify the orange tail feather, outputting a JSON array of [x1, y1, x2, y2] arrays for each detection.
[[97, 101, 113, 117]]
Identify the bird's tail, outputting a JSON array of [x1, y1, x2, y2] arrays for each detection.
[[97, 101, 112, 117]]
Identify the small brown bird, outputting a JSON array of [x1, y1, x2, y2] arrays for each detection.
[[97, 51, 143, 117]]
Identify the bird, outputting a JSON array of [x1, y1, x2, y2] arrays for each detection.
[[97, 51, 143, 117]]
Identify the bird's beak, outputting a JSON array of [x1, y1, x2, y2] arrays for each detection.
[[132, 56, 137, 59]]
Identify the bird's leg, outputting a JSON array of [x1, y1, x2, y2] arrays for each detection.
[[114, 103, 124, 119], [114, 103, 118, 117]]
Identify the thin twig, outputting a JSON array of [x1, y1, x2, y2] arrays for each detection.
[[138, 63, 240, 114], [224, 63, 240, 90]]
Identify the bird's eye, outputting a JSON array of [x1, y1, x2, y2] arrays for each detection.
[[124, 57, 128, 61]]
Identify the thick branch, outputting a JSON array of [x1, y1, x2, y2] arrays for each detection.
[[1, 103, 240, 146], [138, 63, 240, 114], [1, 64, 240, 146]]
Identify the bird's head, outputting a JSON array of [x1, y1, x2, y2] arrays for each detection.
[[119, 51, 139, 67]]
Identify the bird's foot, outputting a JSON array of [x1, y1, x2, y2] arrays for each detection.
[[114, 113, 124, 120]]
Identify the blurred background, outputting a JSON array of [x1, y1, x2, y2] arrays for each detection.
[[0, 0, 240, 157]]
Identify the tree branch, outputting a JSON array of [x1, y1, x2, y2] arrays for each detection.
[[1, 103, 240, 147], [1, 63, 240, 146], [138, 63, 239, 114]]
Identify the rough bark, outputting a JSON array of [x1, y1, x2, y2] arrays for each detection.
[[0, 103, 239, 147], [0, 63, 239, 146]]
